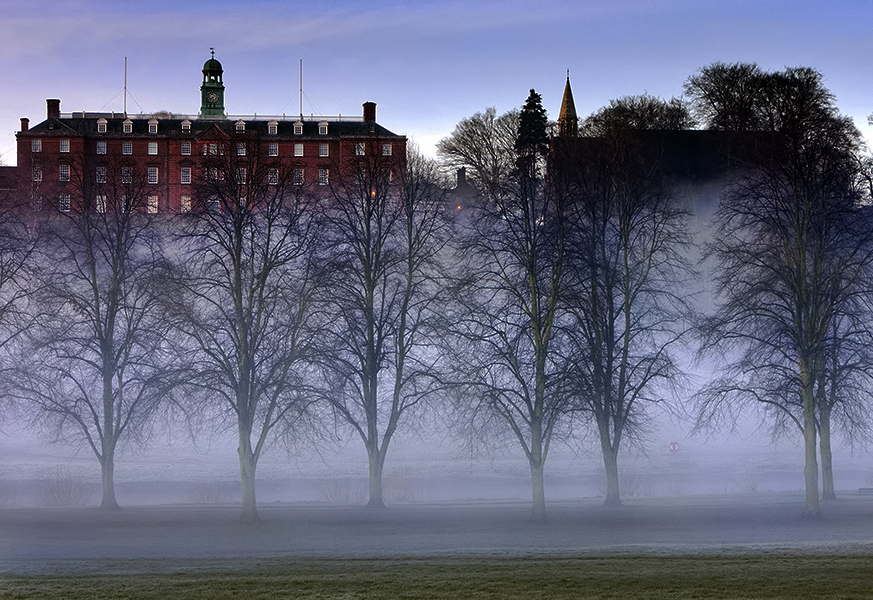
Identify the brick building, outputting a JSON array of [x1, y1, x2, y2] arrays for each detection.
[[14, 52, 406, 214]]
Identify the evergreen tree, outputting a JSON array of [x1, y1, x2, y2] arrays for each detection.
[[515, 89, 549, 158]]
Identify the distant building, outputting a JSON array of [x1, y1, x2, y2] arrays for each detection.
[[13, 52, 406, 214]]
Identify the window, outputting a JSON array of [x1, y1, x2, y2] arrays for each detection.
[[31, 197, 42, 212], [293, 121, 303, 135], [148, 141, 158, 155], [180, 195, 191, 213], [32, 166, 42, 182], [209, 143, 218, 156], [181, 167, 191, 185], [269, 143, 278, 157], [318, 168, 329, 186], [97, 119, 107, 133], [96, 166, 107, 183], [181, 120, 191, 132], [147, 195, 159, 213], [236, 167, 246, 184], [268, 168, 278, 185], [123, 120, 133, 133], [59, 164, 70, 182], [59, 139, 70, 153], [31, 139, 42, 153], [59, 194, 70, 212], [382, 143, 392, 156], [293, 168, 304, 186], [235, 120, 245, 132], [268, 121, 278, 135], [356, 143, 365, 156], [318, 122, 328, 135], [148, 167, 158, 184], [122, 167, 132, 184], [319, 143, 329, 157], [236, 142, 246, 156], [96, 195, 106, 213], [294, 143, 303, 157], [148, 119, 158, 134], [122, 141, 132, 155], [97, 141, 106, 155], [181, 141, 191, 156]]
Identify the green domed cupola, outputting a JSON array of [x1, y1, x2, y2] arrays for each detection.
[[199, 48, 225, 119]]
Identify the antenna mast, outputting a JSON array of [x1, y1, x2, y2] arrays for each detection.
[[299, 59, 303, 120], [124, 57, 128, 116]]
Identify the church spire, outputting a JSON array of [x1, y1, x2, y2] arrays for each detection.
[[557, 71, 578, 138]]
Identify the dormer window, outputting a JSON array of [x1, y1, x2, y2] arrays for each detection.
[[268, 121, 278, 135], [294, 121, 303, 135], [235, 120, 245, 132], [123, 119, 133, 133], [148, 118, 158, 134], [318, 122, 328, 135], [97, 119, 107, 133], [181, 120, 191, 132]]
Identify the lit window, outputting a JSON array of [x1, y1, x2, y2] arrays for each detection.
[[31, 139, 42, 153], [59, 194, 70, 212], [32, 166, 42, 182], [356, 143, 365, 156], [148, 119, 158, 134], [97, 119, 107, 133], [148, 142, 158, 155], [96, 195, 106, 213], [319, 143, 329, 157], [318, 168, 329, 185], [59, 139, 70, 153], [236, 167, 246, 184], [122, 167, 132, 184], [318, 122, 328, 135], [268, 168, 278, 185], [293, 121, 303, 135], [235, 120, 245, 132], [181, 141, 191, 156], [148, 167, 158, 184], [123, 120, 133, 133], [180, 195, 191, 213], [123, 141, 132, 155], [268, 121, 278, 135], [147, 195, 159, 213], [237, 142, 246, 156], [181, 120, 191, 132], [59, 164, 70, 182], [181, 167, 191, 184], [97, 141, 106, 155], [269, 143, 278, 157], [294, 143, 303, 157], [96, 166, 106, 183], [293, 168, 304, 185], [382, 144, 392, 156]]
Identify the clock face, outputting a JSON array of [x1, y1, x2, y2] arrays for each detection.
[[207, 91, 218, 103]]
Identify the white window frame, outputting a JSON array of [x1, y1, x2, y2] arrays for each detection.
[[147, 195, 159, 213], [96, 195, 106, 213], [356, 142, 365, 156], [59, 139, 70, 153], [148, 167, 158, 184], [122, 141, 132, 155], [97, 119, 107, 133], [181, 167, 192, 185], [59, 164, 70, 182], [180, 195, 191, 213], [148, 141, 158, 155], [318, 122, 328, 135], [31, 139, 41, 153], [59, 193, 71, 212], [32, 165, 42, 182], [122, 167, 132, 184], [236, 167, 247, 184], [268, 168, 278, 185], [318, 167, 329, 186], [293, 168, 304, 186], [181, 141, 191, 156], [96, 166, 107, 184], [294, 143, 304, 157], [268, 121, 278, 135], [123, 119, 133, 133], [148, 119, 158, 134], [96, 141, 107, 155], [181, 120, 191, 132], [236, 142, 246, 156], [269, 142, 278, 157], [319, 143, 329, 157], [293, 121, 303, 135], [235, 120, 246, 132], [382, 143, 392, 156]]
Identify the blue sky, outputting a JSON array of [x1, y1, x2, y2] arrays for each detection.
[[2, 0, 872, 164]]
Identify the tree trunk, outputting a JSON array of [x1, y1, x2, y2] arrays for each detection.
[[99, 454, 119, 510], [367, 448, 385, 508], [819, 402, 836, 501], [601, 445, 622, 507], [530, 459, 546, 521], [801, 371, 821, 517], [238, 430, 259, 524]]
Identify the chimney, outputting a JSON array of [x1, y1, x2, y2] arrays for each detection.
[[457, 167, 467, 187], [363, 101, 376, 123], [20, 118, 29, 132], [47, 99, 61, 120]]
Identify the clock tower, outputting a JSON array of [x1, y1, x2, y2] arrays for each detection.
[[199, 49, 225, 119]]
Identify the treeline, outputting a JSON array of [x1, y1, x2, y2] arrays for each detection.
[[1, 62, 872, 521]]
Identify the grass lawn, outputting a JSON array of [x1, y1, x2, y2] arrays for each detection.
[[2, 554, 872, 599]]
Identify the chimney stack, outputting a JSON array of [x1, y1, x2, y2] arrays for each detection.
[[363, 101, 376, 123], [20, 118, 29, 132], [47, 99, 60, 120]]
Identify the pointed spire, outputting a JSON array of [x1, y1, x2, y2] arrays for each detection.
[[558, 71, 578, 138]]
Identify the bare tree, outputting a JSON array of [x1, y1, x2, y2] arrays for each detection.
[[12, 157, 172, 509], [693, 67, 873, 516], [315, 142, 448, 507], [166, 134, 318, 523]]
